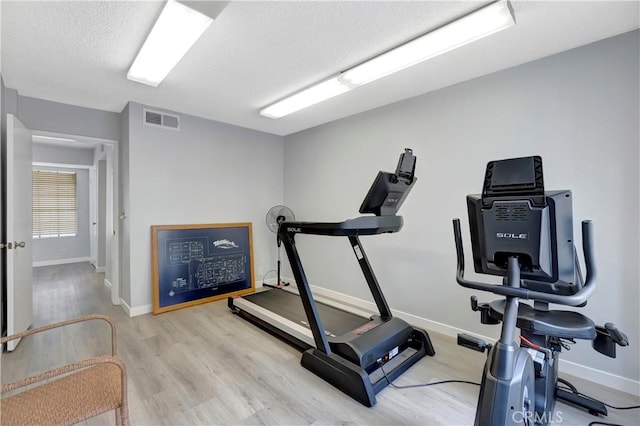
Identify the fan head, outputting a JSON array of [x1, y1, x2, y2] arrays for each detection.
[[266, 205, 295, 233]]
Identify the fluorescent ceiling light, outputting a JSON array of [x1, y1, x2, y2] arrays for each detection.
[[260, 0, 515, 119], [340, 0, 515, 87], [127, 0, 213, 87], [33, 135, 77, 142], [260, 76, 352, 119]]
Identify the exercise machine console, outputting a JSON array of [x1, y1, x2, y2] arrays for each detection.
[[453, 156, 628, 425]]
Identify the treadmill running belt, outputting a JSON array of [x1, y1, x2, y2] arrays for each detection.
[[243, 289, 370, 337]]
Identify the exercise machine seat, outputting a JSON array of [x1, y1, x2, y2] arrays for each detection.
[[489, 300, 596, 340]]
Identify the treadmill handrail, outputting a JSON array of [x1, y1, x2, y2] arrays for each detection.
[[279, 215, 403, 237], [453, 219, 596, 306]]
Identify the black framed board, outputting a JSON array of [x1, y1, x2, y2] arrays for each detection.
[[151, 223, 255, 314]]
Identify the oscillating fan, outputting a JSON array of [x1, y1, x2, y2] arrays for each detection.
[[265, 205, 296, 288]]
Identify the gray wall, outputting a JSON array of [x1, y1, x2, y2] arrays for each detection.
[[18, 96, 121, 141], [283, 31, 639, 385], [122, 102, 284, 309], [32, 164, 90, 264], [32, 142, 93, 165]]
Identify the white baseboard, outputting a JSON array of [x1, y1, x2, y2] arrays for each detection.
[[33, 257, 92, 267], [95, 266, 106, 273], [104, 278, 113, 289], [120, 299, 153, 317], [289, 277, 640, 397], [558, 359, 640, 396], [119, 299, 132, 316]]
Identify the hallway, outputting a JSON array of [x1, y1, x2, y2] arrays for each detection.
[[33, 262, 115, 323]]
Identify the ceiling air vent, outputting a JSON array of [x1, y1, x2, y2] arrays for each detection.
[[143, 109, 180, 130]]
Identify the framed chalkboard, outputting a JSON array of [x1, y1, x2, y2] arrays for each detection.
[[151, 223, 255, 314]]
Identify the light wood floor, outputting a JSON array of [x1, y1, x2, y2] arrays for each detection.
[[2, 262, 638, 425]]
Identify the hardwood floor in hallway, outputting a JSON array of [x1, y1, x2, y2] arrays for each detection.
[[2, 262, 638, 425]]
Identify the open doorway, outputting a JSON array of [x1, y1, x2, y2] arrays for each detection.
[[32, 132, 120, 307]]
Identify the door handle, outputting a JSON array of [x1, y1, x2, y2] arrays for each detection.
[[14, 241, 26, 248], [0, 242, 12, 249]]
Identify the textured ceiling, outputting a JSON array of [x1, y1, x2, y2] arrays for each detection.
[[2, 1, 638, 136]]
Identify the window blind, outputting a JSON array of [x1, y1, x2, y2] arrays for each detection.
[[32, 170, 77, 238]]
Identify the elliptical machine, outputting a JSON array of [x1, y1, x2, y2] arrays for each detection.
[[452, 156, 628, 425]]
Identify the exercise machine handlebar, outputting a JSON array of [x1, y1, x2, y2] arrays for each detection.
[[453, 219, 596, 306]]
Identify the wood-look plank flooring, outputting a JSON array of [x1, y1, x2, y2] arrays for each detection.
[[2, 262, 638, 425]]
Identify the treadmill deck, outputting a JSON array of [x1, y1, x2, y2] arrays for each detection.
[[241, 289, 370, 338]]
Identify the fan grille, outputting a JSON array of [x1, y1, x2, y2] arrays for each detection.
[[266, 205, 295, 233]]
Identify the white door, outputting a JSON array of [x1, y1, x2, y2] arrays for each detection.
[[6, 114, 33, 351]]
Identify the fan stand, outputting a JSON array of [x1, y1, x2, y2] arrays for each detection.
[[263, 215, 290, 289]]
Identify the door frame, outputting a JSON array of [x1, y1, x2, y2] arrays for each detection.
[[90, 150, 108, 272], [32, 132, 121, 307], [89, 165, 97, 267]]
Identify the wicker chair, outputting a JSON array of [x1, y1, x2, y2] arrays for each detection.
[[1, 315, 129, 425]]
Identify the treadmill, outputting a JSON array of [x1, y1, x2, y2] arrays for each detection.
[[229, 148, 435, 407]]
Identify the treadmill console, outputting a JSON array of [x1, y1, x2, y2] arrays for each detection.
[[359, 148, 417, 216]]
